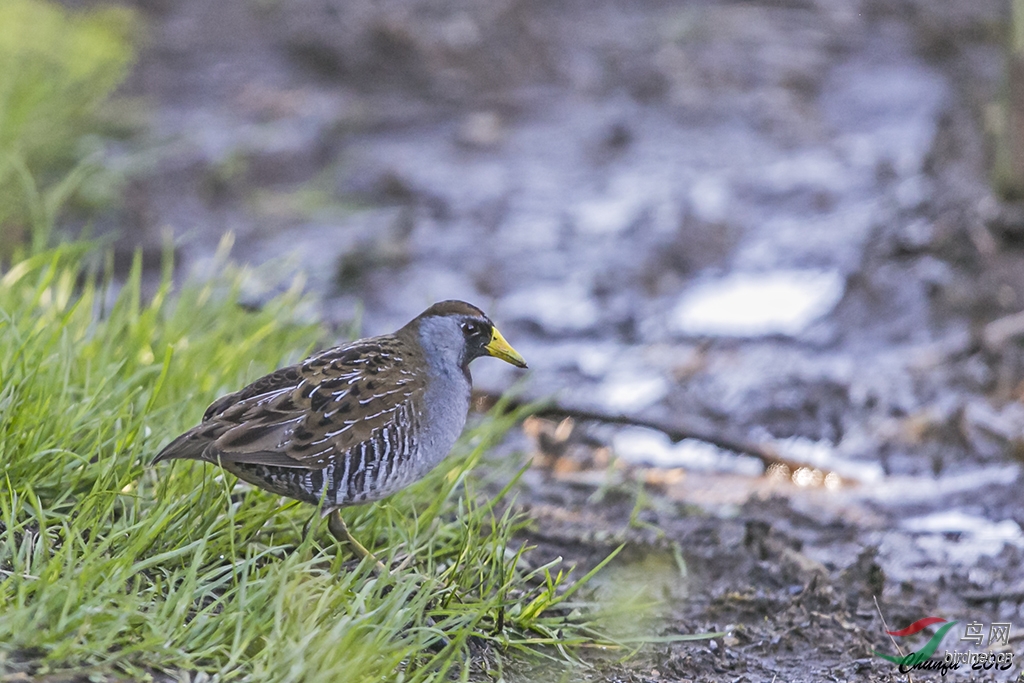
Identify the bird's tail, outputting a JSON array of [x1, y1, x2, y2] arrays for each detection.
[[152, 427, 206, 464]]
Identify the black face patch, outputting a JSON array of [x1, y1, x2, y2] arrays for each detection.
[[460, 316, 493, 362]]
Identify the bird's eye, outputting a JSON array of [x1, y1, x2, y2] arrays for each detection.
[[462, 321, 480, 336]]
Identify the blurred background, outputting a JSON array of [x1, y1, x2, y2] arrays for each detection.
[[6, 0, 1024, 678]]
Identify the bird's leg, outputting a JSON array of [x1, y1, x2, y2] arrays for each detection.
[[327, 510, 387, 573], [324, 515, 447, 646]]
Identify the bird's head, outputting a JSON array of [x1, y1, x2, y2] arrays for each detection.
[[411, 300, 527, 372]]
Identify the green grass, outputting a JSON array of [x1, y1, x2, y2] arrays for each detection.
[[0, 239, 624, 682], [0, 0, 135, 253], [0, 2, 643, 670]]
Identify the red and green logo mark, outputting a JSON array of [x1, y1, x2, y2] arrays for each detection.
[[874, 617, 958, 666]]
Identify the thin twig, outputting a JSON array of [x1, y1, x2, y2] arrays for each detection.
[[873, 594, 912, 683], [961, 589, 1024, 604], [482, 393, 850, 481]]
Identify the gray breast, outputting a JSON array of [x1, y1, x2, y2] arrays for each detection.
[[403, 314, 474, 478], [333, 369, 469, 506], [416, 361, 471, 471]]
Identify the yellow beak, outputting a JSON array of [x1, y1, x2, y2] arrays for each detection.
[[485, 326, 528, 368]]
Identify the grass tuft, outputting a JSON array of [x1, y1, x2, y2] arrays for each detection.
[[0, 243, 622, 681], [0, 0, 136, 254]]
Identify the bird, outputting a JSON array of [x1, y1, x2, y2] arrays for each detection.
[[154, 300, 527, 569]]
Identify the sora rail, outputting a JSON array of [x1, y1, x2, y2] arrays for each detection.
[[154, 300, 527, 568]]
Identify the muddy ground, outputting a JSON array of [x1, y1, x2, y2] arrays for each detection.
[[72, 0, 1024, 679]]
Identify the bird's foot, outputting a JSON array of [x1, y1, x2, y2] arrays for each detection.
[[327, 509, 388, 573]]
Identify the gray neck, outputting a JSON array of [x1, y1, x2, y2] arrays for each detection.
[[414, 316, 472, 472]]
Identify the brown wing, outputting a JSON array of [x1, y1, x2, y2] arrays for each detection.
[[202, 364, 303, 422], [154, 334, 425, 469]]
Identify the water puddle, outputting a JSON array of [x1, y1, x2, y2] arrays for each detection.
[[671, 269, 846, 338]]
